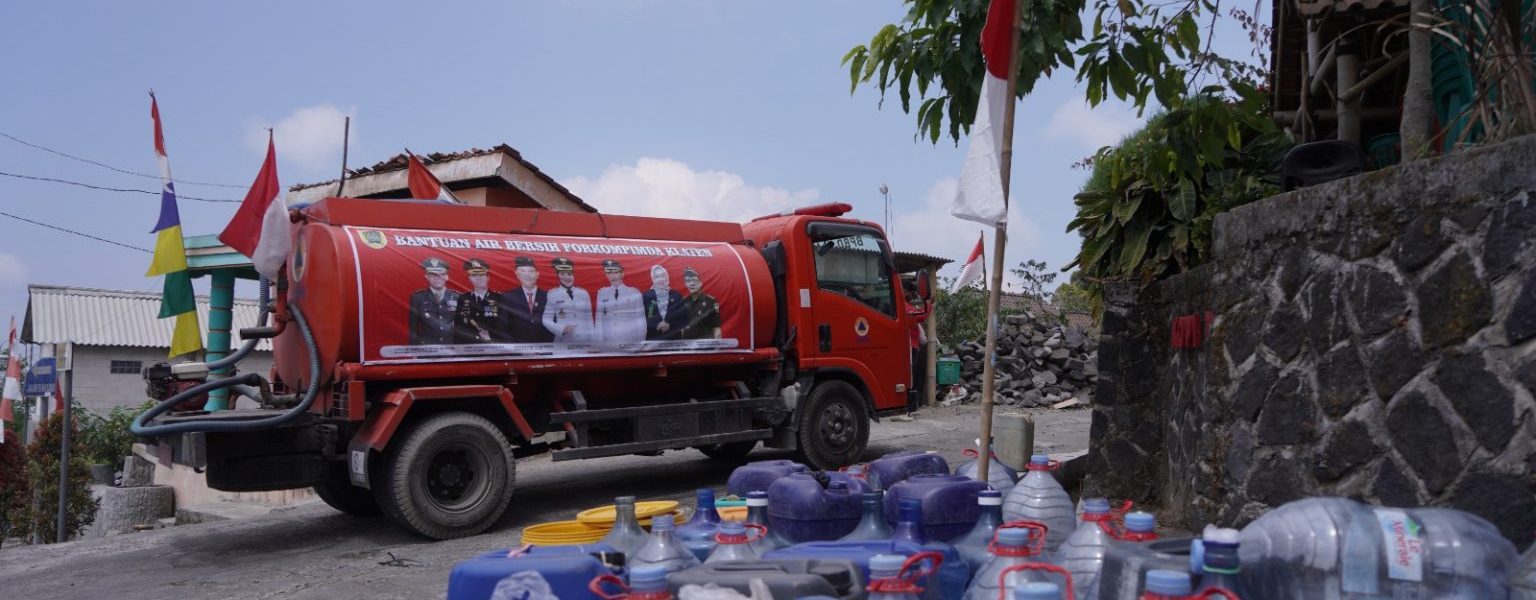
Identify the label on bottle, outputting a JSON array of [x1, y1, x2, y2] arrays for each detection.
[[1376, 509, 1425, 582]]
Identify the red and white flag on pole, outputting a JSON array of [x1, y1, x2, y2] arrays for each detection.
[[406, 150, 462, 204], [2, 317, 21, 443], [218, 132, 290, 280], [951, 0, 1016, 226], [951, 234, 987, 293]]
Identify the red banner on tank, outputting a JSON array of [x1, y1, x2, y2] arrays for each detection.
[[345, 226, 755, 364]]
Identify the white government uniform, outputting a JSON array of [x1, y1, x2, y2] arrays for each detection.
[[543, 285, 594, 343], [596, 283, 647, 343]]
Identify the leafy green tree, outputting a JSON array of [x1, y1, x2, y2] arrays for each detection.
[[6, 413, 98, 543]]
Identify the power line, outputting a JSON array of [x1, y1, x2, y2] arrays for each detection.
[[0, 131, 245, 189], [0, 171, 239, 203], [0, 210, 152, 253]]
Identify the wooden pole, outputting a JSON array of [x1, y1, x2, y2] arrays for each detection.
[[977, 0, 1023, 483], [336, 117, 351, 197], [923, 269, 940, 407], [55, 342, 72, 543]]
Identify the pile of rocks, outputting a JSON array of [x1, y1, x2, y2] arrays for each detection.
[[947, 313, 1098, 408]]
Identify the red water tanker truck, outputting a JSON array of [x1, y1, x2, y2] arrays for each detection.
[[134, 197, 932, 539]]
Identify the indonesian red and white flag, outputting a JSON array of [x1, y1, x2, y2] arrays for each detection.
[[951, 0, 1016, 226], [406, 151, 461, 204], [2, 317, 21, 442], [951, 234, 987, 293], [218, 132, 290, 280]]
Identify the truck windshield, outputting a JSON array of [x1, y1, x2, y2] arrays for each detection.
[[808, 225, 896, 317]]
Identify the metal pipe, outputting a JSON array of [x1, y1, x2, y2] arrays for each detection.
[[204, 270, 236, 410], [1307, 19, 1321, 73], [1309, 43, 1339, 96]]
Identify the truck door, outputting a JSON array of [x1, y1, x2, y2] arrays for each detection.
[[804, 222, 909, 412]]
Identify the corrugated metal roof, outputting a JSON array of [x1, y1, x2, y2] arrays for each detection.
[[22, 284, 273, 351]]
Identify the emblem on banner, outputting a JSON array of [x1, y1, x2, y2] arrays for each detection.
[[357, 229, 389, 250]]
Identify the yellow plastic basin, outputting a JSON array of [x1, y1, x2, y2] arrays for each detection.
[[519, 520, 608, 546], [576, 501, 680, 526]]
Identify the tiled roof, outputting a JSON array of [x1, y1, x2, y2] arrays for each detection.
[[290, 143, 597, 213], [22, 284, 273, 351]]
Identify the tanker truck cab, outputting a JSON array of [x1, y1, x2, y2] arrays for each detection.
[[133, 198, 929, 540]]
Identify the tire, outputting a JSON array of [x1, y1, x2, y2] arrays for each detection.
[[375, 412, 516, 540], [313, 463, 381, 517], [795, 380, 870, 470], [695, 441, 757, 462]]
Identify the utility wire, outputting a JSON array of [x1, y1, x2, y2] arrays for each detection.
[[0, 131, 245, 189], [0, 171, 239, 203], [0, 210, 152, 253]]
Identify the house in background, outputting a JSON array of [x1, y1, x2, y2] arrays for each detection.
[[21, 284, 273, 415], [286, 143, 600, 212]]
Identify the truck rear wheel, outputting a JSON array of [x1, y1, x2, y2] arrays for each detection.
[[796, 380, 869, 470], [376, 411, 516, 540]]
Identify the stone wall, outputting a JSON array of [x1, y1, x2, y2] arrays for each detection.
[[1082, 135, 1536, 546]]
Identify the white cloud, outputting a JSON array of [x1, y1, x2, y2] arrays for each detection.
[[0, 252, 27, 287], [561, 158, 819, 223], [890, 178, 1041, 288], [1042, 99, 1142, 153], [245, 104, 357, 172]]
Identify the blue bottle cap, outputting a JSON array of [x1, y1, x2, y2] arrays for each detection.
[[977, 489, 1002, 499], [697, 488, 715, 501], [898, 499, 923, 522], [746, 490, 767, 499], [1143, 569, 1192, 595], [1188, 539, 1205, 574], [1014, 582, 1061, 600], [719, 520, 745, 535], [1030, 453, 1050, 464], [998, 527, 1031, 546], [869, 554, 907, 573], [1082, 498, 1111, 514], [651, 514, 675, 529], [1125, 511, 1155, 532]]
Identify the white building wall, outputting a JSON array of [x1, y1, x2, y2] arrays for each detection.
[[64, 345, 274, 415]]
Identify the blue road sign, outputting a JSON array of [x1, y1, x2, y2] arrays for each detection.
[[24, 357, 55, 396]]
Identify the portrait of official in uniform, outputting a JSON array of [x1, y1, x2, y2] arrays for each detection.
[[680, 267, 722, 339], [595, 259, 646, 343], [408, 257, 459, 345], [542, 256, 594, 343], [502, 256, 553, 343], [454, 258, 508, 343], [642, 265, 686, 340]]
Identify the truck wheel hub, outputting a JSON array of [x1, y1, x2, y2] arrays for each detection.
[[820, 404, 854, 448], [426, 447, 480, 505]]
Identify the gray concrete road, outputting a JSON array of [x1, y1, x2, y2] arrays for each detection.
[[0, 406, 1089, 600]]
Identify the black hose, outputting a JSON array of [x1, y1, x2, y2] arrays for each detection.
[[207, 276, 270, 372], [131, 305, 322, 436]]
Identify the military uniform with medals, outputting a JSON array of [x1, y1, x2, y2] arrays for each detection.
[[408, 257, 459, 345], [455, 258, 508, 343], [680, 267, 722, 340]]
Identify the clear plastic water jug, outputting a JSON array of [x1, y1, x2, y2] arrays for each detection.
[[890, 498, 972, 600], [1002, 454, 1075, 553], [705, 520, 765, 564], [955, 439, 1018, 496], [676, 488, 722, 562], [1014, 581, 1065, 600], [630, 514, 700, 574], [954, 489, 1006, 574], [744, 490, 793, 554], [591, 565, 674, 600], [1192, 526, 1248, 598], [599, 495, 649, 558], [868, 552, 942, 600], [1055, 497, 1114, 600], [843, 490, 895, 542], [965, 522, 1069, 600], [1238, 496, 1519, 599]]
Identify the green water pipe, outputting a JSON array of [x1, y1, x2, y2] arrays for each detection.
[[204, 270, 235, 410]]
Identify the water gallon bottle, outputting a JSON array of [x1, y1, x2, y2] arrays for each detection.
[[676, 488, 722, 562], [868, 552, 945, 600], [1138, 569, 1193, 600], [965, 523, 1058, 600], [1055, 498, 1114, 600], [630, 514, 700, 574], [956, 439, 1018, 496], [1238, 496, 1519, 599], [1003, 454, 1075, 553], [891, 499, 972, 600], [843, 491, 895, 542], [1015, 582, 1066, 600], [744, 490, 793, 553], [600, 495, 650, 557], [954, 490, 1006, 574], [590, 565, 674, 600], [705, 520, 765, 564], [1514, 543, 1536, 600], [1192, 526, 1247, 598], [1123, 512, 1158, 542]]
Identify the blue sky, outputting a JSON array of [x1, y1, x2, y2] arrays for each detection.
[[0, 1, 1262, 333]]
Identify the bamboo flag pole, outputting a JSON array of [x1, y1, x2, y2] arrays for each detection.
[[976, 0, 1024, 483]]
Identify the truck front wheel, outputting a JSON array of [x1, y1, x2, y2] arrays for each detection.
[[376, 411, 516, 540], [796, 380, 870, 469]]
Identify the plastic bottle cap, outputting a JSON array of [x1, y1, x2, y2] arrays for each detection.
[[1013, 582, 1061, 600], [1125, 512, 1155, 532], [998, 527, 1031, 546], [1082, 498, 1111, 514], [615, 495, 637, 504], [652, 514, 675, 529], [719, 520, 745, 534], [1030, 454, 1050, 464], [697, 488, 715, 500], [746, 490, 767, 499], [869, 554, 907, 573], [978, 490, 1003, 506], [1144, 569, 1192, 595], [1201, 525, 1241, 544], [898, 499, 922, 523]]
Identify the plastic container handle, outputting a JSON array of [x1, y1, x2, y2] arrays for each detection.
[[1196, 589, 1240, 599], [716, 523, 768, 544], [995, 562, 1075, 600], [1024, 459, 1062, 472], [590, 574, 628, 600], [988, 521, 1049, 557], [866, 551, 945, 594], [963, 448, 1000, 459]]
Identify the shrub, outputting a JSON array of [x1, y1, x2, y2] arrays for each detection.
[[5, 413, 98, 543]]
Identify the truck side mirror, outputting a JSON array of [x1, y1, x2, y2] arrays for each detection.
[[916, 269, 933, 302]]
